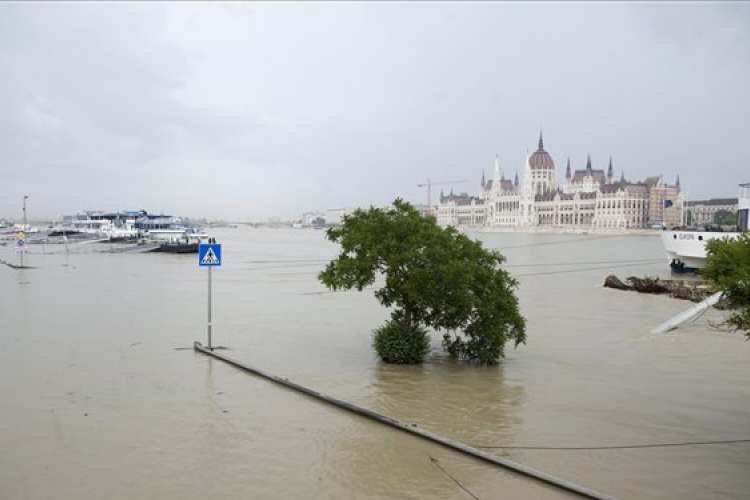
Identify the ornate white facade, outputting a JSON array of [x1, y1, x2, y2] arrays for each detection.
[[436, 133, 679, 231]]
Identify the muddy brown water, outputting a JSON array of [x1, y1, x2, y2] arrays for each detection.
[[1, 228, 748, 499]]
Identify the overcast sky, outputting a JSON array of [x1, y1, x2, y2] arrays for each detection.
[[2, 2, 749, 221]]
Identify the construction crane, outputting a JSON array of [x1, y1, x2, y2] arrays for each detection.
[[417, 179, 466, 213]]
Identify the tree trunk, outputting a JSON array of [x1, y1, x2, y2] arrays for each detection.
[[402, 302, 414, 329]]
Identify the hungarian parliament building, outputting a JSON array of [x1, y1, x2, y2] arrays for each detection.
[[435, 133, 683, 231]]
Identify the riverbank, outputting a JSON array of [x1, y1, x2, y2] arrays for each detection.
[[463, 225, 660, 236]]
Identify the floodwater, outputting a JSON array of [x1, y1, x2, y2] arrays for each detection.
[[1, 228, 748, 500]]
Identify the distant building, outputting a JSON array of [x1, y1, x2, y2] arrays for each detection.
[[738, 183, 750, 231], [300, 207, 356, 227], [436, 132, 682, 231], [413, 203, 433, 217], [324, 207, 351, 226], [302, 211, 323, 226], [685, 198, 738, 227], [646, 176, 682, 228], [435, 191, 485, 226]]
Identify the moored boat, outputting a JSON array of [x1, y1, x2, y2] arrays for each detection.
[[147, 229, 208, 253], [661, 229, 741, 272], [46, 211, 140, 242], [139, 220, 209, 254], [661, 183, 749, 273], [33, 210, 209, 251]]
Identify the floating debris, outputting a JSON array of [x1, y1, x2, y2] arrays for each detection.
[[604, 274, 723, 305]]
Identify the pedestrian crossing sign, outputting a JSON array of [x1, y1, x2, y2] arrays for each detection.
[[199, 243, 222, 267]]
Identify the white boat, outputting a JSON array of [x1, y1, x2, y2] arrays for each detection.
[[47, 211, 139, 242], [136, 215, 209, 253], [661, 229, 741, 272], [143, 229, 208, 253], [661, 183, 749, 272]]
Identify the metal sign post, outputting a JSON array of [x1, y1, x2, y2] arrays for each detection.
[[207, 265, 212, 349], [198, 238, 222, 349], [17, 231, 26, 268], [20, 195, 28, 268]]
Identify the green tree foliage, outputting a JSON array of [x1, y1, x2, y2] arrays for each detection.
[[318, 199, 526, 364], [703, 233, 750, 338], [372, 320, 429, 364]]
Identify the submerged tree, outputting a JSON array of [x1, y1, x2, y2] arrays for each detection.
[[318, 199, 526, 365], [703, 233, 750, 338]]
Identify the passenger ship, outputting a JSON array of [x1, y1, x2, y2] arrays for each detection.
[[661, 183, 749, 272]]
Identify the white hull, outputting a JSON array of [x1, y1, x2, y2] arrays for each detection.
[[661, 230, 741, 270]]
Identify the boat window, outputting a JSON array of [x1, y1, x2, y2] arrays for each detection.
[[698, 236, 703, 241]]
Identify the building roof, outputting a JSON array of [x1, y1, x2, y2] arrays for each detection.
[[570, 169, 606, 184], [484, 179, 516, 193], [528, 132, 555, 170], [596, 183, 649, 196], [534, 189, 598, 202], [599, 184, 620, 194], [644, 176, 662, 187], [625, 184, 648, 194], [685, 198, 738, 207], [441, 192, 479, 205]]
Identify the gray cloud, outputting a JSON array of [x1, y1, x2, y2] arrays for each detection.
[[1, 2, 749, 220]]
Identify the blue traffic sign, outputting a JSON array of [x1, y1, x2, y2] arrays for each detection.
[[198, 243, 222, 267]]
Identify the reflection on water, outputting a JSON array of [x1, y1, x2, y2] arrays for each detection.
[[371, 359, 525, 447], [1, 228, 749, 499]]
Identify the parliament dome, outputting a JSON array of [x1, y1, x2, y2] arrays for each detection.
[[529, 132, 555, 170]]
